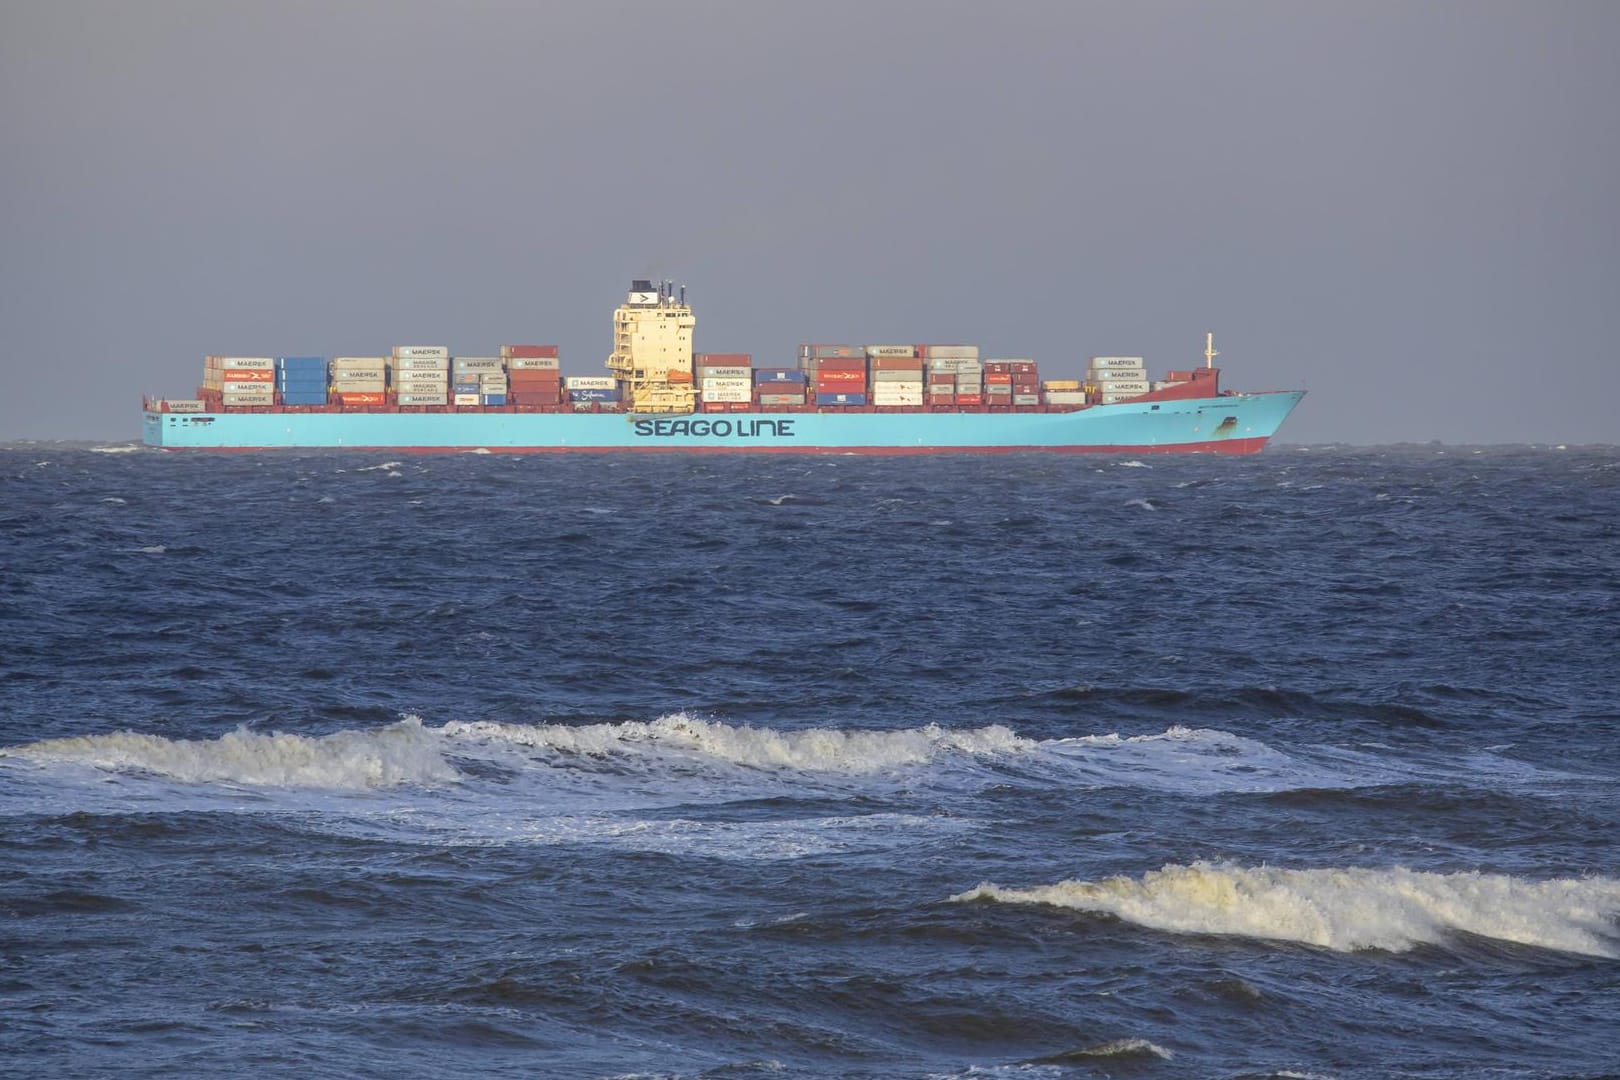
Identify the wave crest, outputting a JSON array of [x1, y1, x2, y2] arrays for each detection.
[[443, 713, 1033, 773], [2, 717, 458, 789], [953, 862, 1620, 957]]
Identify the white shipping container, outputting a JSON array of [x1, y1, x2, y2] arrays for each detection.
[[872, 390, 925, 405], [926, 345, 980, 360], [1045, 391, 1089, 404], [700, 377, 752, 392], [865, 345, 917, 358], [1088, 366, 1146, 380], [1091, 356, 1146, 369], [508, 358, 561, 370], [564, 376, 617, 390], [395, 380, 449, 394], [452, 357, 502, 372], [1102, 392, 1154, 404], [397, 393, 448, 406], [695, 365, 751, 379], [701, 388, 752, 403], [329, 379, 386, 392], [162, 399, 206, 412], [221, 392, 274, 405], [390, 356, 449, 372], [327, 368, 386, 383], [870, 370, 923, 384], [1012, 394, 1041, 406], [928, 358, 983, 373], [392, 345, 449, 360], [331, 356, 388, 368], [220, 357, 275, 370], [453, 393, 481, 406], [479, 379, 509, 394], [1095, 380, 1150, 394]]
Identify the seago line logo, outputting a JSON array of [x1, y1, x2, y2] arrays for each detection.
[[632, 419, 797, 440]]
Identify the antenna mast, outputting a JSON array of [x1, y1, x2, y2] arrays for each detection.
[[1205, 331, 1219, 369]]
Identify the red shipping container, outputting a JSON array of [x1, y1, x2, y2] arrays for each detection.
[[869, 357, 924, 371], [810, 357, 867, 372], [983, 362, 1011, 375], [502, 345, 560, 358], [695, 353, 752, 366], [928, 373, 956, 385], [511, 392, 560, 406], [985, 373, 1013, 385], [1010, 362, 1038, 375], [956, 393, 984, 405], [816, 369, 866, 385]]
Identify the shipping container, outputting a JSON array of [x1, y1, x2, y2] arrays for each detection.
[[222, 369, 274, 383], [481, 394, 508, 406], [1091, 356, 1146, 369], [695, 353, 752, 366], [921, 345, 979, 360], [335, 392, 386, 406], [756, 393, 806, 406], [869, 356, 925, 371], [699, 377, 752, 392], [279, 391, 328, 405], [161, 399, 206, 412], [695, 365, 751, 379], [806, 356, 867, 372], [452, 357, 502, 372], [700, 388, 751, 403], [754, 368, 808, 383], [508, 357, 561, 370], [1045, 391, 1088, 405], [1012, 394, 1041, 406], [956, 393, 984, 406], [871, 370, 924, 383], [220, 357, 275, 370], [500, 344, 559, 359], [394, 380, 449, 395], [568, 388, 622, 402], [865, 344, 917, 358], [396, 393, 447, 406], [801, 344, 863, 359], [871, 389, 924, 405], [564, 376, 617, 390], [391, 356, 450, 372], [816, 368, 866, 385], [1096, 380, 1150, 394], [453, 393, 481, 406], [331, 356, 388, 367], [1043, 380, 1082, 391], [392, 346, 449, 360], [222, 392, 275, 406], [816, 392, 868, 406]]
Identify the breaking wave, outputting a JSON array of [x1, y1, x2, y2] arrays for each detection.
[[0, 717, 457, 789], [443, 714, 1033, 773], [953, 863, 1620, 957]]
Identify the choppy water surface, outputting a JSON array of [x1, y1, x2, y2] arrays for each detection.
[[2, 444, 1617, 1079]]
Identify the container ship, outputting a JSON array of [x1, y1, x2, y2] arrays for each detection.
[[141, 281, 1303, 453]]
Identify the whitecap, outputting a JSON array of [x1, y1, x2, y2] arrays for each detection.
[[953, 862, 1620, 957]]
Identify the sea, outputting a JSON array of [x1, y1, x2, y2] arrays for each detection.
[[2, 443, 1617, 1080]]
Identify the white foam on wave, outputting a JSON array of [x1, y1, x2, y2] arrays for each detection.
[[0, 716, 458, 790], [88, 444, 141, 453], [953, 862, 1620, 957], [443, 713, 1034, 774], [355, 460, 403, 472], [1041, 724, 1372, 794]]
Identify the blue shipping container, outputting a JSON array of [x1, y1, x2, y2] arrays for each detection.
[[279, 391, 328, 405], [277, 377, 328, 391], [568, 388, 622, 402], [755, 368, 808, 383], [481, 394, 508, 406], [816, 393, 868, 406]]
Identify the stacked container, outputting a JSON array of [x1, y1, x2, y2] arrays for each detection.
[[277, 357, 328, 406], [390, 346, 449, 407], [1043, 379, 1087, 406], [565, 375, 621, 411], [696, 353, 752, 409], [924, 346, 983, 406], [754, 367, 808, 408], [329, 357, 387, 406], [450, 356, 499, 406], [504, 346, 561, 406], [991, 359, 1042, 407], [209, 357, 276, 408], [1089, 356, 1150, 403], [801, 345, 867, 407], [868, 347, 924, 407]]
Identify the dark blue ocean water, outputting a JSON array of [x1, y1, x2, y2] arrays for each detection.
[[2, 443, 1618, 1079]]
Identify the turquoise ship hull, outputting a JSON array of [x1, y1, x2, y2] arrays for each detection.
[[142, 391, 1303, 453]]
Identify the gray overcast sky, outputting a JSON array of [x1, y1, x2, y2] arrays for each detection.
[[2, 0, 1616, 444]]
